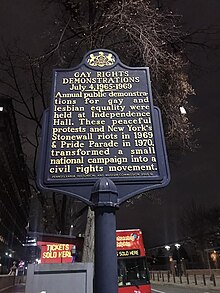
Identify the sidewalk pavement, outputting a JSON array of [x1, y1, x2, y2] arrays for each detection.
[[4, 280, 220, 293], [151, 274, 220, 291], [0, 284, 25, 293], [151, 280, 220, 291]]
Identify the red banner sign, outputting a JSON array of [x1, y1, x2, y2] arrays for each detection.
[[37, 241, 75, 264]]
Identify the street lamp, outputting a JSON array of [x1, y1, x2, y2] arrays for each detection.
[[165, 245, 171, 251], [175, 243, 181, 250], [174, 243, 181, 276], [69, 224, 74, 236]]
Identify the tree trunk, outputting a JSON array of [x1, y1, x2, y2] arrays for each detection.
[[82, 207, 94, 263]]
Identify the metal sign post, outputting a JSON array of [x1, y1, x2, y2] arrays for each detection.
[[91, 177, 118, 293]]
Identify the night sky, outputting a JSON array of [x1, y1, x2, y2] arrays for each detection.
[[0, 0, 219, 248], [118, 0, 220, 247]]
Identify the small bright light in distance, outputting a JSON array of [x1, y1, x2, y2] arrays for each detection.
[[35, 259, 41, 264], [0, 107, 3, 111], [175, 243, 181, 249], [9, 253, 12, 258], [180, 106, 186, 115], [165, 245, 171, 251]]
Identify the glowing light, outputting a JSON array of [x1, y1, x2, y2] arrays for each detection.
[[175, 243, 181, 249], [180, 106, 186, 115]]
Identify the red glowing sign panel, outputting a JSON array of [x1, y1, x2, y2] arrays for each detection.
[[37, 241, 75, 264], [116, 229, 145, 257]]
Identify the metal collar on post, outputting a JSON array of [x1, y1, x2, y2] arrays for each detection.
[[91, 177, 119, 208]]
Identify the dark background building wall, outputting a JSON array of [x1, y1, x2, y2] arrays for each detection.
[[0, 97, 31, 272]]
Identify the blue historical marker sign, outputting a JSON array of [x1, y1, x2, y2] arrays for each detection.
[[38, 49, 170, 205]]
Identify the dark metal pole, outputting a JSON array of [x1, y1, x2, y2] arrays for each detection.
[[91, 178, 119, 293]]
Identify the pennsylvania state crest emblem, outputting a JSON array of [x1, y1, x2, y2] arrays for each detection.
[[87, 51, 115, 67]]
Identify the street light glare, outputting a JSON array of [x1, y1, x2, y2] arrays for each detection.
[[180, 106, 187, 115], [175, 243, 181, 249]]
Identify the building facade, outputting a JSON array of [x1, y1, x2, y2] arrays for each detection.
[[0, 97, 30, 272]]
